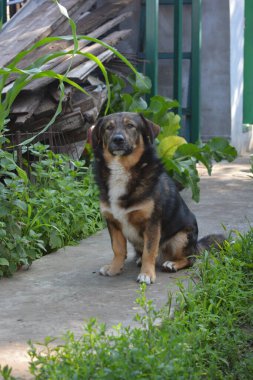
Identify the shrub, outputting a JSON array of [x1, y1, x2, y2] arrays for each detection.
[[1, 229, 252, 379], [0, 144, 104, 277]]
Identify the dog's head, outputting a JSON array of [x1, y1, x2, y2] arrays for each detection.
[[91, 112, 160, 157]]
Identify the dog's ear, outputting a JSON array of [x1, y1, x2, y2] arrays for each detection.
[[139, 114, 160, 143], [89, 117, 104, 149]]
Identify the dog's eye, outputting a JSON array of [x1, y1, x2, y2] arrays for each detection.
[[106, 124, 114, 131], [127, 123, 135, 129]]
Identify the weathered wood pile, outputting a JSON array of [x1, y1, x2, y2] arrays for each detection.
[[0, 0, 133, 158]]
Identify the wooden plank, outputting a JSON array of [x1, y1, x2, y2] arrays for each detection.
[[71, 0, 134, 36], [53, 109, 84, 132], [3, 11, 132, 92], [22, 28, 132, 92], [8, 1, 132, 73], [1, 0, 48, 33], [15, 114, 34, 126], [68, 50, 114, 82], [11, 91, 44, 115], [0, 0, 84, 67], [37, 12, 132, 74], [14, 0, 97, 71], [34, 97, 56, 119], [22, 42, 107, 92], [67, 29, 132, 81], [13, 9, 132, 81]]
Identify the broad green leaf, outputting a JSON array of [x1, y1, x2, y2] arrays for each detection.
[[49, 230, 62, 249], [121, 94, 133, 111], [149, 96, 178, 115], [13, 200, 28, 212], [158, 136, 187, 159], [129, 94, 147, 112], [128, 73, 151, 94], [16, 166, 28, 185], [206, 137, 237, 162], [159, 112, 181, 136], [175, 143, 212, 174], [0, 205, 9, 217], [0, 258, 9, 266]]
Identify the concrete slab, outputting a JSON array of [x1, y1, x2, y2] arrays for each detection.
[[0, 155, 252, 379]]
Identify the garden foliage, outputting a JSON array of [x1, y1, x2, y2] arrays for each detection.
[[0, 143, 103, 277], [108, 73, 237, 201], [1, 229, 252, 379]]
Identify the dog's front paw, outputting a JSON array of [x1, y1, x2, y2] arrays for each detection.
[[99, 264, 123, 276], [162, 261, 177, 272], [137, 272, 155, 285]]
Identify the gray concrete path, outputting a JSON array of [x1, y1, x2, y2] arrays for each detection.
[[0, 155, 252, 379]]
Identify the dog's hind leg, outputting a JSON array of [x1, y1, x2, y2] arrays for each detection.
[[161, 231, 193, 272], [162, 257, 191, 272], [100, 220, 127, 276]]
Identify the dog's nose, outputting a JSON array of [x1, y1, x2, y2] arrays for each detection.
[[112, 134, 124, 144]]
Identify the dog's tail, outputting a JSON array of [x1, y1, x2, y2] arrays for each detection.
[[196, 234, 226, 254]]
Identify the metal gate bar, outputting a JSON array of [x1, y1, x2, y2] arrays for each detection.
[[0, 0, 7, 24], [143, 0, 202, 142], [145, 0, 159, 98]]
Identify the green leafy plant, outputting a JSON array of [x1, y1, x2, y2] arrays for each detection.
[[2, 228, 252, 379], [107, 73, 237, 201], [0, 144, 104, 277]]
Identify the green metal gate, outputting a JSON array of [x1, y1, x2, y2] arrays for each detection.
[[140, 0, 202, 142], [0, 0, 26, 25], [243, 0, 253, 128], [0, 0, 7, 24]]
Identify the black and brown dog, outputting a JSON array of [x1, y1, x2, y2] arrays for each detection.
[[91, 112, 223, 284]]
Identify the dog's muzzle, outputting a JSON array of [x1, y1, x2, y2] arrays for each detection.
[[108, 133, 132, 156]]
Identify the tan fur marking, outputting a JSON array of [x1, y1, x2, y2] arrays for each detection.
[[162, 231, 189, 260], [128, 199, 154, 225], [119, 136, 145, 170], [123, 117, 137, 127], [100, 221, 127, 276], [105, 120, 116, 128], [170, 231, 188, 258], [103, 146, 114, 164], [171, 257, 191, 270]]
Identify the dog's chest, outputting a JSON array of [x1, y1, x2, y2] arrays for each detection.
[[106, 159, 141, 244]]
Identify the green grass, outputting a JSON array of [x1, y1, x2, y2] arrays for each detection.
[[1, 229, 253, 379]]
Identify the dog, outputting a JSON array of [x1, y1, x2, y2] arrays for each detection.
[[91, 112, 224, 284]]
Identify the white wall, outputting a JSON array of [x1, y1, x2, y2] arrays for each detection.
[[229, 0, 245, 152]]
